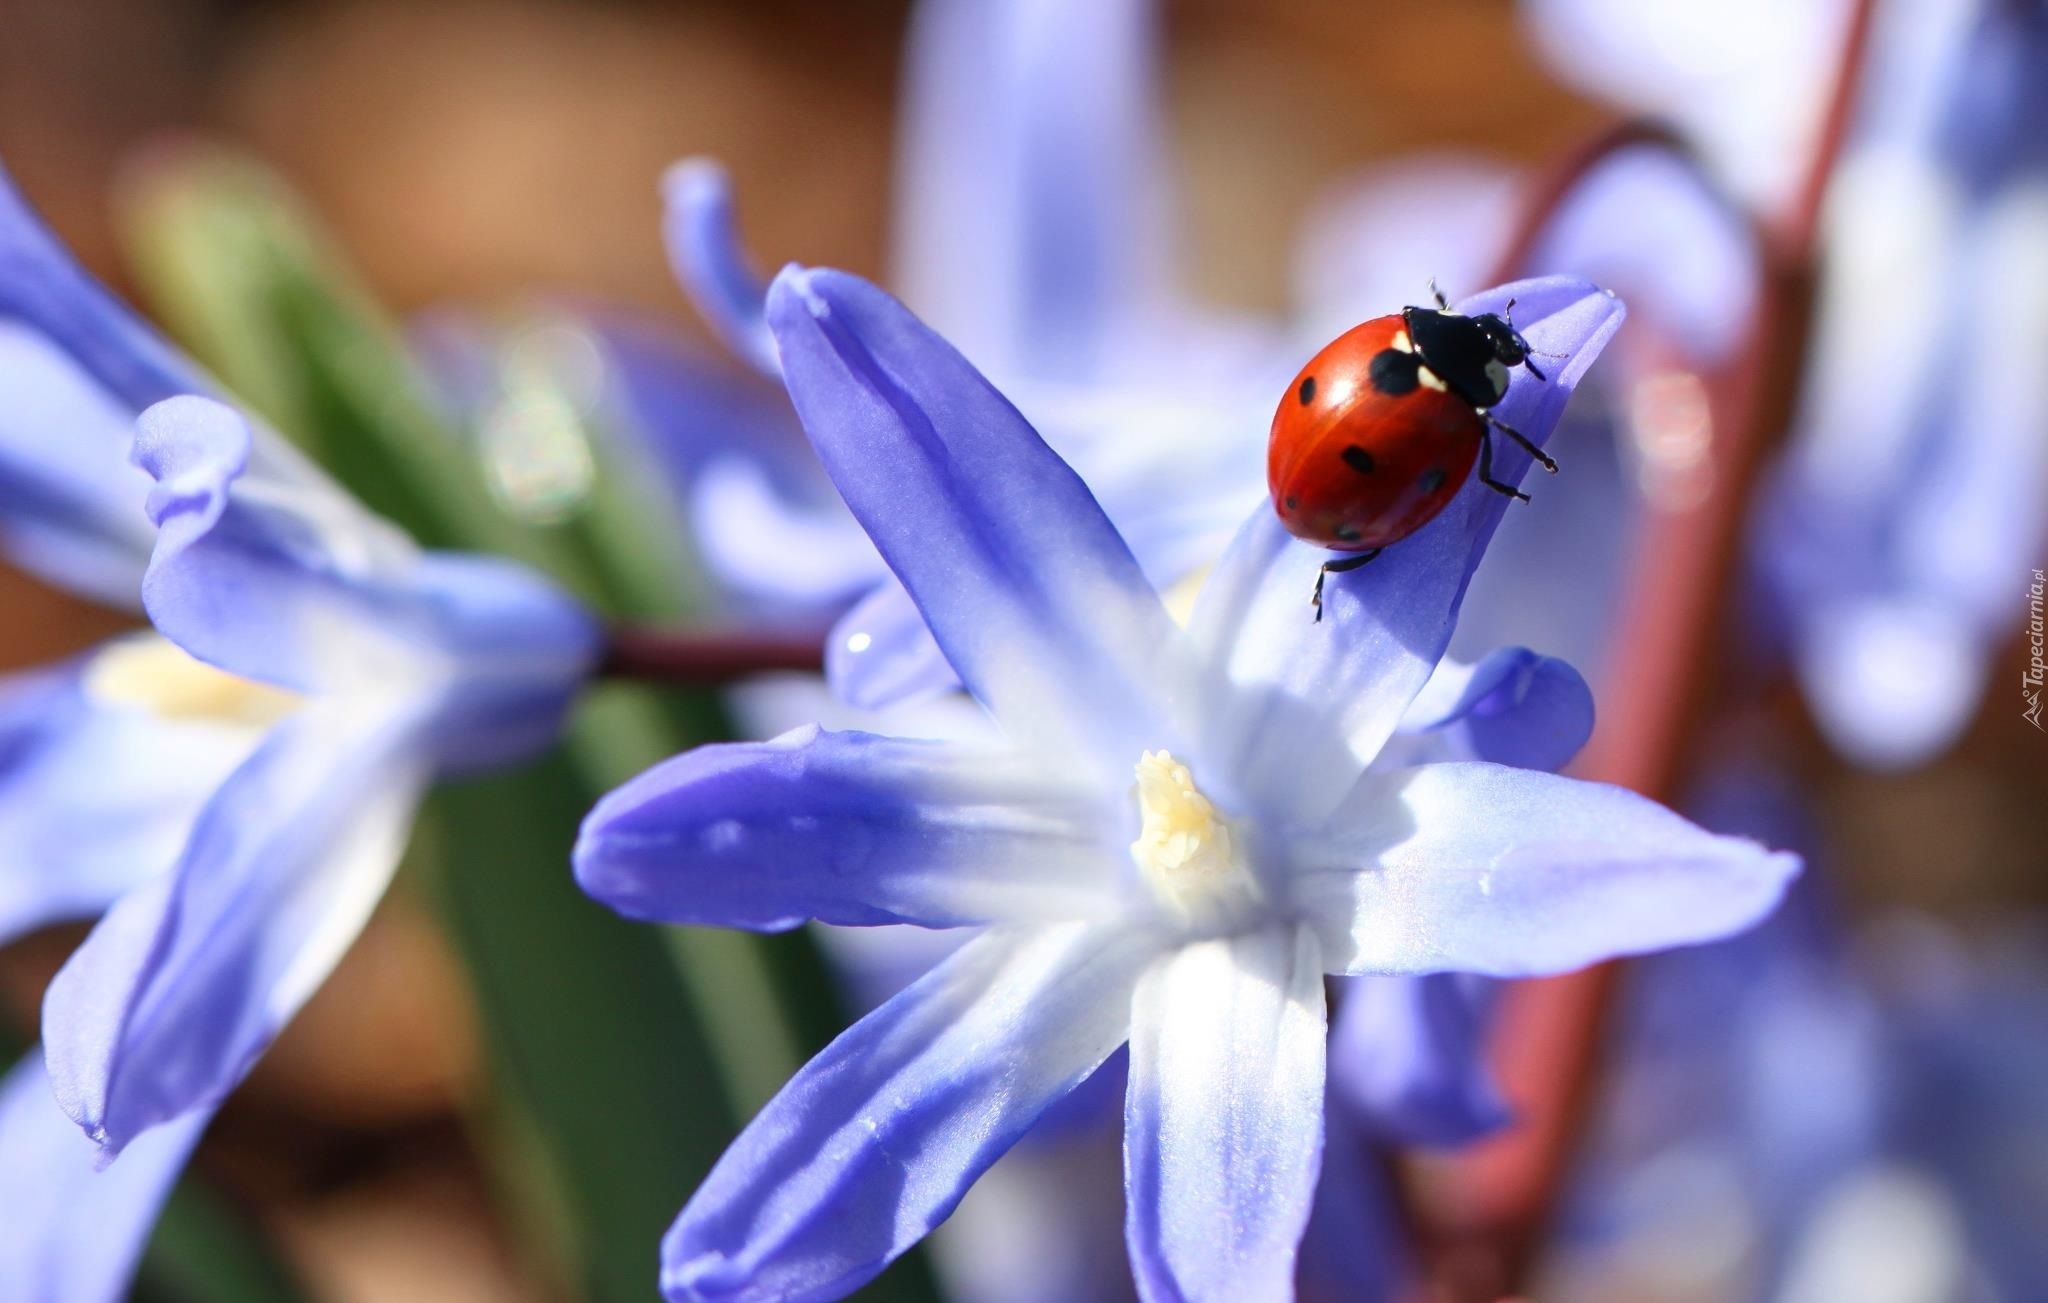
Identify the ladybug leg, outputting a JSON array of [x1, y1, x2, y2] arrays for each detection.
[[1429, 278, 1451, 310], [1486, 415, 1559, 473], [1312, 549, 1383, 622], [1478, 428, 1533, 504]]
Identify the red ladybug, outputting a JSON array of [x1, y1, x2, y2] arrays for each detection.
[[1269, 287, 1555, 619]]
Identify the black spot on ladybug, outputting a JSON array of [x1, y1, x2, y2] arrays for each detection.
[[1418, 466, 1448, 494], [1368, 348, 1421, 396], [1332, 523, 1363, 542], [1341, 445, 1376, 476], [1298, 375, 1317, 405], [1283, 494, 1300, 510]]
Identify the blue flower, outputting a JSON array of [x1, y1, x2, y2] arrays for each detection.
[[0, 162, 599, 1300], [1754, 0, 2048, 767], [575, 266, 1799, 1303], [658, 0, 1313, 709]]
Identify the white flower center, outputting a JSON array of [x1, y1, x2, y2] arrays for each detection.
[[1129, 750, 1260, 921], [83, 634, 298, 727]]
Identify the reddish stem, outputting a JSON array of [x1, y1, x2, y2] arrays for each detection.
[[599, 626, 827, 683]]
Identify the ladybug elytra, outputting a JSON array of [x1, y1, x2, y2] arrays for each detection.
[[1268, 286, 1556, 619]]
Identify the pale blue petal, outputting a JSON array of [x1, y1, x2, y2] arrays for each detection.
[[576, 725, 1117, 931], [0, 165, 208, 410], [661, 922, 1154, 1303], [691, 456, 882, 612], [1446, 391, 1636, 685], [133, 395, 597, 729], [892, 0, 1169, 381], [1125, 925, 1325, 1303], [0, 321, 154, 607], [1189, 278, 1624, 826], [1290, 156, 1518, 345], [42, 703, 431, 1155], [0, 1053, 208, 1303], [1389, 646, 1594, 772], [1328, 974, 1507, 1146], [0, 657, 257, 946], [1522, 142, 1759, 365], [662, 159, 780, 376], [824, 581, 961, 710], [1518, 0, 1852, 209], [1298, 762, 1800, 977], [765, 267, 1194, 773], [131, 395, 421, 692]]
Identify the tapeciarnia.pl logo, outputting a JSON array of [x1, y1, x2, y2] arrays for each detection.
[[2027, 568, 2045, 730]]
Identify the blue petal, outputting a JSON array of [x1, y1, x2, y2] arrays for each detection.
[[1124, 926, 1325, 1303], [42, 703, 431, 1155], [1327, 974, 1507, 1147], [765, 267, 1194, 773], [691, 457, 882, 613], [0, 321, 154, 607], [1290, 155, 1519, 344], [401, 550, 602, 772], [662, 922, 1154, 1303], [1759, 163, 2048, 769], [576, 725, 1117, 930], [1297, 1082, 1406, 1303], [0, 164, 208, 411], [0, 655, 258, 946], [1522, 142, 1759, 365], [0, 1053, 208, 1303], [133, 396, 598, 725], [825, 581, 961, 710], [1391, 646, 1595, 771], [892, 0, 1169, 381], [1299, 762, 1801, 977], [662, 160, 781, 376], [132, 395, 421, 692], [1189, 278, 1625, 825]]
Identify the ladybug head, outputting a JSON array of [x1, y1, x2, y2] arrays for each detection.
[[1472, 307, 1545, 381]]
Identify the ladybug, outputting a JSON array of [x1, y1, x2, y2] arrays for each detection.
[[1269, 286, 1556, 619]]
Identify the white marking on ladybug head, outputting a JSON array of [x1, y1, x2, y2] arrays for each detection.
[[1390, 329, 1414, 353], [1417, 365, 1448, 393], [1485, 359, 1510, 393]]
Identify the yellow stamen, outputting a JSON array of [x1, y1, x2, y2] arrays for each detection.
[[83, 634, 298, 727]]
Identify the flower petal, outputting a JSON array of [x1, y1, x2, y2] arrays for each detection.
[[691, 456, 882, 612], [1124, 925, 1326, 1303], [1299, 762, 1801, 977], [576, 725, 1117, 931], [0, 320, 155, 607], [132, 395, 426, 693], [0, 165, 207, 412], [1389, 646, 1594, 772], [1189, 278, 1625, 826], [0, 1053, 208, 1303], [892, 0, 1169, 381], [824, 581, 962, 710], [0, 657, 259, 946], [661, 921, 1154, 1303], [42, 701, 431, 1155], [662, 159, 780, 376], [765, 267, 1193, 772], [1328, 974, 1507, 1146]]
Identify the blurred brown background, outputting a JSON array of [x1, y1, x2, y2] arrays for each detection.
[[0, 1, 2038, 1299]]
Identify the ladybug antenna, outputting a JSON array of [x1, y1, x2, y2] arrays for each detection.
[[1429, 278, 1450, 310], [1523, 357, 1548, 382]]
